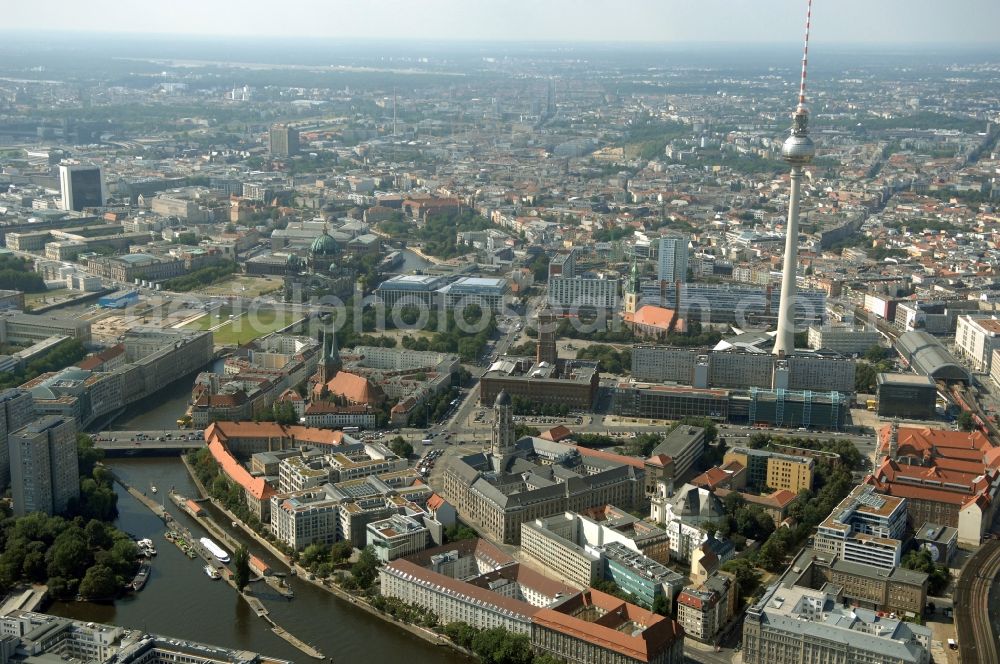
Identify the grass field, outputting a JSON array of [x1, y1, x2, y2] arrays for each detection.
[[196, 275, 284, 297], [183, 308, 303, 345]]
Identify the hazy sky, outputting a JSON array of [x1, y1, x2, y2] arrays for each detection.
[[6, 0, 1000, 45]]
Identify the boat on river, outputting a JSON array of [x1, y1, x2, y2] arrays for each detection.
[[137, 538, 157, 556], [200, 537, 230, 563], [130, 561, 150, 591], [204, 564, 221, 580]]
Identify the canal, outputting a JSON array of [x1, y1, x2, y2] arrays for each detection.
[[55, 354, 467, 663]]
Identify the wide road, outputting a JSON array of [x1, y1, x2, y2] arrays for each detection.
[[954, 538, 1000, 664]]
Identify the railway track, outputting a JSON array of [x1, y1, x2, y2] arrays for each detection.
[[954, 539, 1000, 664]]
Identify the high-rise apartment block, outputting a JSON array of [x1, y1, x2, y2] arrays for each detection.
[[269, 124, 300, 156], [657, 236, 689, 283], [58, 163, 105, 211], [9, 415, 79, 516], [0, 389, 37, 489]]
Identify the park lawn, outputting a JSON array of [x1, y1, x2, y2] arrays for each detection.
[[197, 275, 284, 297], [184, 308, 303, 345]]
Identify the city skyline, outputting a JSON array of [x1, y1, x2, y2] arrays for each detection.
[[4, 0, 1000, 45]]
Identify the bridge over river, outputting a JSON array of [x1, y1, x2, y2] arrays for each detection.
[[92, 430, 206, 455]]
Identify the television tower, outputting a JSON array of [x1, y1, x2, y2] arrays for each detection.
[[772, 0, 817, 356]]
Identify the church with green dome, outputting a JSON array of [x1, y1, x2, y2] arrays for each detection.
[[308, 225, 340, 273]]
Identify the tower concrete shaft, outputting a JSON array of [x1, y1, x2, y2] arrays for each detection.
[[773, 0, 816, 356], [773, 165, 804, 356]]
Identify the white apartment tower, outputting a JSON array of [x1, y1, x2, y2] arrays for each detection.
[[657, 237, 689, 284]]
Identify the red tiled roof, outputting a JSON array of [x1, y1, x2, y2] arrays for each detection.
[[691, 466, 731, 489], [533, 589, 683, 663], [426, 493, 446, 512], [541, 425, 573, 442], [573, 445, 645, 469], [646, 454, 672, 468], [624, 305, 682, 330], [314, 371, 384, 405], [205, 421, 344, 447], [206, 436, 274, 501]]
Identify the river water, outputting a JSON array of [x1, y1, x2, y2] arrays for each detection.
[[53, 341, 467, 664]]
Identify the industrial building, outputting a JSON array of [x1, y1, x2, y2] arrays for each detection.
[[0, 310, 92, 345], [896, 330, 970, 383]]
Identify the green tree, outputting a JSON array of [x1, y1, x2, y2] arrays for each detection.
[[901, 548, 951, 595], [720, 558, 762, 604], [329, 540, 353, 563], [46, 576, 76, 600], [864, 344, 888, 363], [76, 434, 104, 476], [232, 544, 251, 591], [957, 411, 975, 432], [78, 564, 118, 599], [470, 627, 534, 664], [443, 621, 478, 649], [444, 523, 477, 543], [47, 528, 91, 580], [351, 545, 379, 589], [651, 593, 672, 616], [389, 436, 413, 458], [300, 543, 330, 571]]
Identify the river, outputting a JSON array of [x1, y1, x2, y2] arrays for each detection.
[[55, 355, 467, 663], [398, 247, 431, 273]]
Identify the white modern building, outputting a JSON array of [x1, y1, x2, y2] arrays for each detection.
[[366, 513, 430, 562], [814, 484, 907, 570], [955, 315, 1000, 374], [547, 273, 619, 311], [807, 325, 881, 356]]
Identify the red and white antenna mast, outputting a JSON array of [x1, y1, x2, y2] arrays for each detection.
[[797, 0, 813, 114]]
